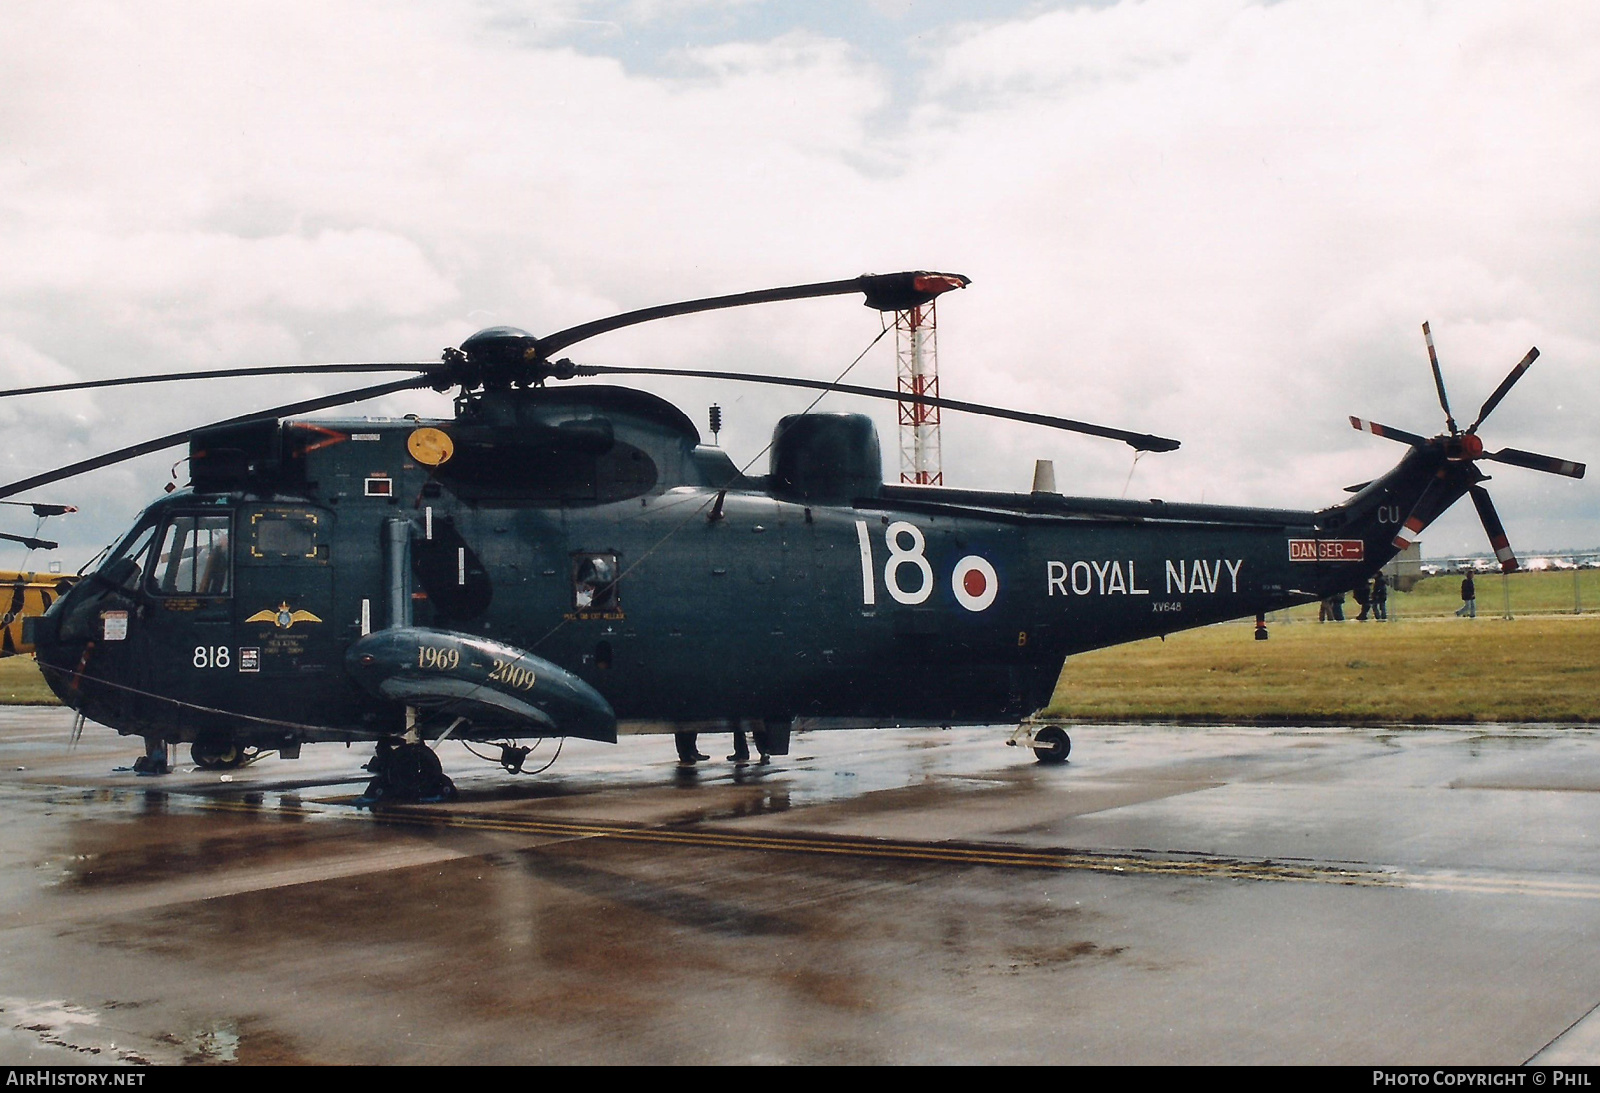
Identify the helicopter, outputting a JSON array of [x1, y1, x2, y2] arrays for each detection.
[[7, 271, 1585, 800], [0, 500, 79, 656]]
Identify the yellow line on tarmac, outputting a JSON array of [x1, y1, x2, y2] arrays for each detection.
[[193, 795, 1396, 887], [112, 796, 1600, 900]]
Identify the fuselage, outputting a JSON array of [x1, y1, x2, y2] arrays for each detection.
[[31, 385, 1466, 750]]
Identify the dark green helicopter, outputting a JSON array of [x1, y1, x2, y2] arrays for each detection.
[[7, 273, 1585, 800]]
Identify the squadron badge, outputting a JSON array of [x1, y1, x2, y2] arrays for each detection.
[[245, 602, 324, 630]]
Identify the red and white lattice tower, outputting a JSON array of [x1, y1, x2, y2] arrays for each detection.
[[896, 300, 942, 485]]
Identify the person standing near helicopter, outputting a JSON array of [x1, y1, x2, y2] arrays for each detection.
[[1456, 573, 1477, 618], [1353, 578, 1372, 621], [727, 721, 771, 765], [675, 732, 708, 764]]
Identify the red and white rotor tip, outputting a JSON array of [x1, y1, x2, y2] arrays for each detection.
[[1391, 516, 1427, 552], [910, 273, 969, 296]]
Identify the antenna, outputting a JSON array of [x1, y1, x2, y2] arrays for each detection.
[[708, 404, 722, 445]]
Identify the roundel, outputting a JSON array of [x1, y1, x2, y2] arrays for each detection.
[[951, 555, 998, 612]]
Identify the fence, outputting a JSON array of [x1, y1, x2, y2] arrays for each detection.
[[1264, 557, 1600, 623]]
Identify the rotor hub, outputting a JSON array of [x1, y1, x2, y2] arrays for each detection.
[[452, 326, 546, 390], [1448, 433, 1486, 461]]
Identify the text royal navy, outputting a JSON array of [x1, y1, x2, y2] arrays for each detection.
[[1046, 559, 1244, 597]]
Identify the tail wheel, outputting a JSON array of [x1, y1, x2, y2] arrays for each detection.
[[1032, 726, 1071, 764], [191, 737, 245, 771]]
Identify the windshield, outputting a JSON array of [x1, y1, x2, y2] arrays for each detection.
[[96, 520, 158, 590]]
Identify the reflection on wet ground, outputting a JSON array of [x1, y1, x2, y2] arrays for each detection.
[[2, 709, 1600, 1064]]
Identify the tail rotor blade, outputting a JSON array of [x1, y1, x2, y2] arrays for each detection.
[[1469, 485, 1518, 572], [1466, 347, 1538, 435], [1350, 417, 1431, 447], [1484, 447, 1586, 479], [1422, 322, 1459, 435]]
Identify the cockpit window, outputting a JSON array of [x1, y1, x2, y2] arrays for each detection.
[[150, 515, 232, 596], [100, 522, 158, 590]]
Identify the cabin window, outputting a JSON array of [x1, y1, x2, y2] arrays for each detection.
[[572, 553, 620, 613], [247, 509, 327, 562], [150, 515, 232, 596]]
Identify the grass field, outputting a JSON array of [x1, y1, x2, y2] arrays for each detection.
[[0, 657, 59, 705], [1046, 613, 1600, 723], [4, 607, 1597, 723]]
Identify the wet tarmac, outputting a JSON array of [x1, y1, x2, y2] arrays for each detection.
[[1, 709, 1599, 1064]]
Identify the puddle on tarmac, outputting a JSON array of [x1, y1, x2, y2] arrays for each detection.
[[158, 1019, 239, 1064]]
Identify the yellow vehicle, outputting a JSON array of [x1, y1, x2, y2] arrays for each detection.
[[0, 571, 75, 657]]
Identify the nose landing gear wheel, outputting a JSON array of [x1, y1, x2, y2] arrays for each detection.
[[1032, 726, 1071, 764]]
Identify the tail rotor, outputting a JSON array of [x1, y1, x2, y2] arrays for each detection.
[[1349, 323, 1585, 571]]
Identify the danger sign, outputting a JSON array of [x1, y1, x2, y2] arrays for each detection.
[[1288, 539, 1365, 562]]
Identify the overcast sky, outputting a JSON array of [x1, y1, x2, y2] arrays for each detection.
[[2, 0, 1596, 567]]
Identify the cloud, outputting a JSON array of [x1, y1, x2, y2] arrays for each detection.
[[0, 0, 1595, 562], [928, 0, 1245, 99], [899, 0, 1600, 549], [1, 229, 456, 318]]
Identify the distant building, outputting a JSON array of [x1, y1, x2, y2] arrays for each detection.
[[1384, 542, 1424, 592]]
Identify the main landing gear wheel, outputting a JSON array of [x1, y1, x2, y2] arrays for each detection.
[[191, 738, 245, 771], [1032, 726, 1071, 764], [362, 741, 458, 803]]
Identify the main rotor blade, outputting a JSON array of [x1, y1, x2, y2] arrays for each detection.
[[1468, 486, 1518, 572], [1465, 347, 1538, 434], [0, 500, 76, 516], [1422, 322, 1459, 435], [0, 532, 57, 551], [0, 376, 431, 501], [0, 362, 437, 401], [571, 364, 1180, 451], [1484, 447, 1586, 479], [1350, 417, 1431, 447], [535, 272, 970, 358]]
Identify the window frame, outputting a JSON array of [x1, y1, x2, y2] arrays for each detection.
[[242, 508, 329, 566], [146, 513, 233, 598]]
